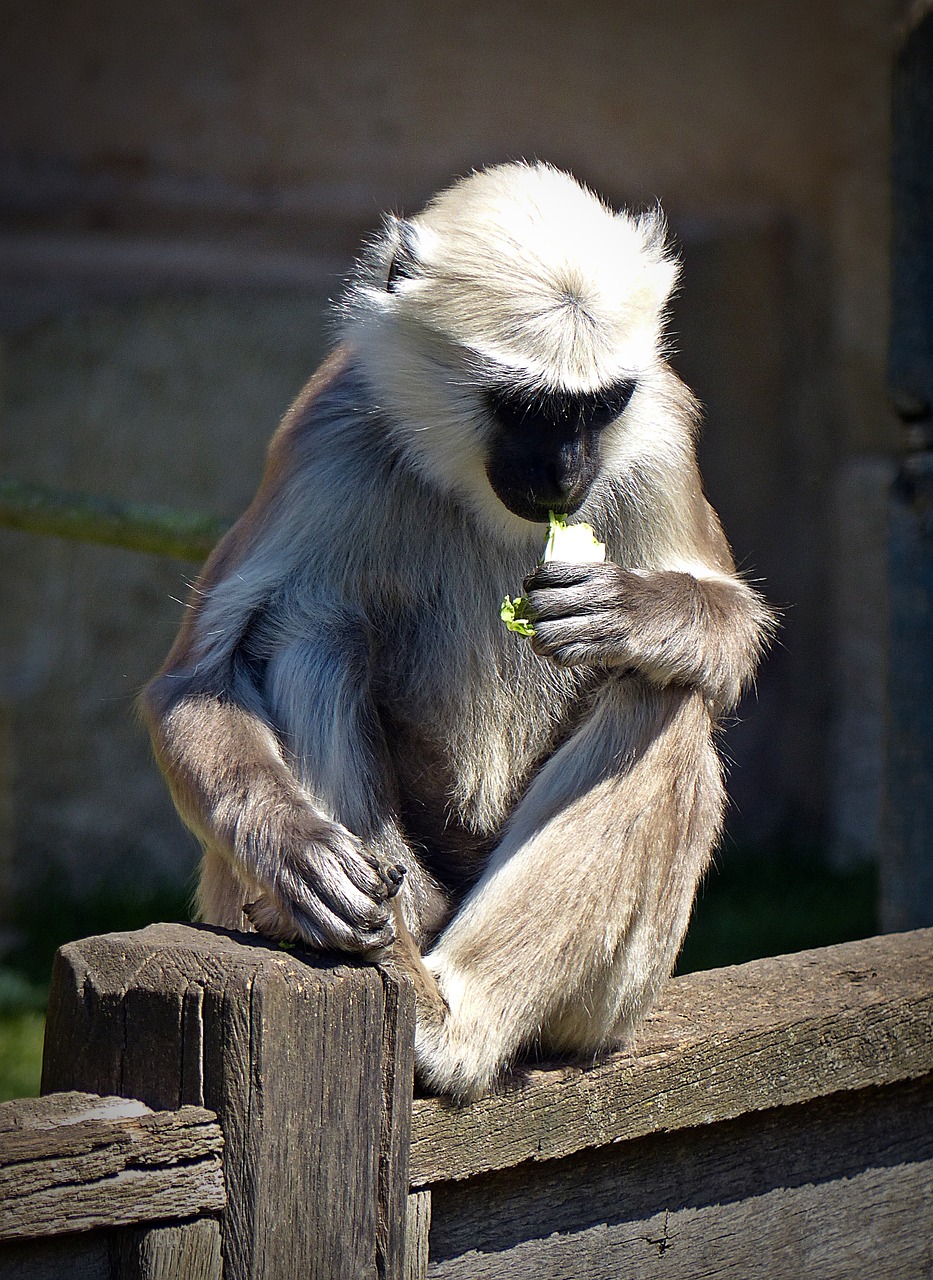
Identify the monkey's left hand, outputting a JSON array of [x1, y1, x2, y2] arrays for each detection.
[[524, 561, 660, 669], [523, 560, 754, 706]]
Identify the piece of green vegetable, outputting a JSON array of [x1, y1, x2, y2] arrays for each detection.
[[500, 594, 537, 637], [501, 511, 607, 638]]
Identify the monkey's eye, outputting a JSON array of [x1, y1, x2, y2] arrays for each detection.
[[386, 223, 420, 292], [580, 379, 638, 429], [486, 379, 637, 433], [386, 252, 409, 292]]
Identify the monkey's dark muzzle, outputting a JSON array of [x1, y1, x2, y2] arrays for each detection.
[[483, 379, 635, 521], [484, 401, 598, 521], [485, 451, 594, 521]]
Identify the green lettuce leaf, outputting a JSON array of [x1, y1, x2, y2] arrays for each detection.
[[500, 594, 537, 637]]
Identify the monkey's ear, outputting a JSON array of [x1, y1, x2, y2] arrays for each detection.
[[386, 218, 421, 292], [620, 208, 680, 312], [632, 206, 671, 259]]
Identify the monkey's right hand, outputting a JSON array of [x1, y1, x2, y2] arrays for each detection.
[[241, 816, 405, 955]]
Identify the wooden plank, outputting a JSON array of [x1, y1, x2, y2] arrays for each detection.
[[111, 1219, 222, 1280], [411, 931, 933, 1185], [41, 923, 416, 1280], [0, 1092, 224, 1242], [884, 456, 933, 929], [888, 1, 933, 422], [381, 965, 419, 1280], [0, 1221, 223, 1280], [404, 1192, 431, 1280], [0, 1092, 152, 1137], [425, 1075, 933, 1279], [884, 0, 933, 929]]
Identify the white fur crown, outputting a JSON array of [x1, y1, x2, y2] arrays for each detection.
[[343, 162, 680, 391]]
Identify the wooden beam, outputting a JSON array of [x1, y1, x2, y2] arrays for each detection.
[[0, 476, 229, 561], [884, 1, 933, 928], [0, 1091, 224, 1242], [111, 1219, 223, 1280], [0, 231, 347, 291], [425, 1076, 933, 1279], [410, 930, 933, 1186]]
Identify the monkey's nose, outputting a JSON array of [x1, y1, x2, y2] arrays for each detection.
[[539, 471, 577, 512], [542, 440, 588, 507]]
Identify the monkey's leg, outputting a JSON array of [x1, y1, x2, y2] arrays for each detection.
[[411, 679, 724, 1101]]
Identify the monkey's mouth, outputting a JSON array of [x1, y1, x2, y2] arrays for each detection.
[[484, 468, 590, 523]]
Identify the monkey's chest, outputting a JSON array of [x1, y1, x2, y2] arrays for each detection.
[[377, 705, 499, 896]]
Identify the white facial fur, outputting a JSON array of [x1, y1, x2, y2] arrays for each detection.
[[341, 163, 680, 533]]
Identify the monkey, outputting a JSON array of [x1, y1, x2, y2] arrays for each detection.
[[142, 162, 774, 1102]]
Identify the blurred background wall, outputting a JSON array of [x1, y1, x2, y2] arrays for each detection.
[[0, 0, 901, 912]]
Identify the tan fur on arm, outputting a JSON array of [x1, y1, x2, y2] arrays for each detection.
[[526, 561, 775, 710], [140, 347, 437, 954], [144, 692, 398, 953]]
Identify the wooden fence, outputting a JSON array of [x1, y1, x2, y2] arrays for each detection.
[[1, 924, 930, 1279], [0, 1091, 224, 1278]]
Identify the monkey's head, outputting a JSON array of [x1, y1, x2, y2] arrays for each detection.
[[342, 163, 681, 534]]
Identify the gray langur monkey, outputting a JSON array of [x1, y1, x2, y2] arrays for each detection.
[[143, 162, 774, 1101]]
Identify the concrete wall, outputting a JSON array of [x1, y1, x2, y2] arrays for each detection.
[[0, 293, 329, 895], [0, 0, 897, 445], [0, 0, 903, 900]]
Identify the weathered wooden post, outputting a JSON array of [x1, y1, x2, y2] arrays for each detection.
[[884, 1, 933, 930], [40, 924, 416, 1280]]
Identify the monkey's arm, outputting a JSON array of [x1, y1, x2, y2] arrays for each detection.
[[524, 560, 774, 710], [144, 349, 444, 953], [144, 672, 407, 953]]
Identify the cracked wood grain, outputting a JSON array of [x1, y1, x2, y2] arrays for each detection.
[[41, 923, 416, 1280], [423, 1076, 933, 1279], [0, 1092, 224, 1241]]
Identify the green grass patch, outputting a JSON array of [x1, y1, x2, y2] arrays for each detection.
[[0, 1012, 46, 1102], [5, 876, 192, 987], [0, 875, 191, 1102]]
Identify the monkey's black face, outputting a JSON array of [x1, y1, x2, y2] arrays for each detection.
[[483, 379, 636, 521]]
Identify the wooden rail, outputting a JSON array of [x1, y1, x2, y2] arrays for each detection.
[[411, 931, 933, 1278], [0, 1090, 225, 1278], [27, 923, 933, 1280]]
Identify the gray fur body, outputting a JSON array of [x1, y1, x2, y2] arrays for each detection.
[[144, 165, 773, 1099]]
